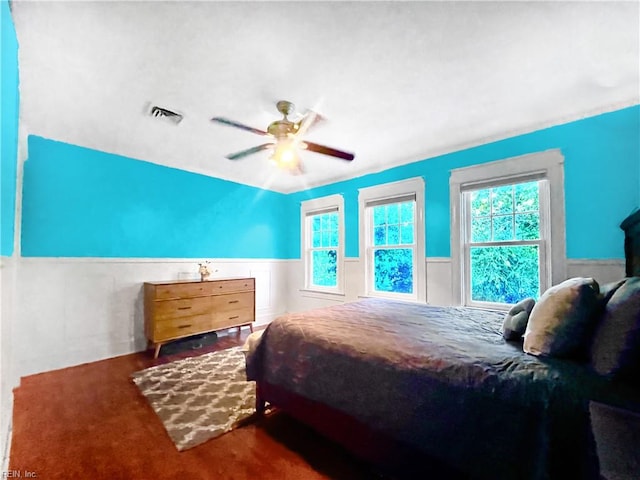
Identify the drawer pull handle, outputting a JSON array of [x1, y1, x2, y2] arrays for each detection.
[[178, 306, 192, 310], [178, 324, 192, 329], [228, 315, 239, 320], [229, 300, 239, 304]]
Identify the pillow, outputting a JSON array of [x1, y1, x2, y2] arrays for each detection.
[[591, 277, 640, 380], [502, 297, 536, 341], [598, 278, 628, 305], [523, 277, 600, 358]]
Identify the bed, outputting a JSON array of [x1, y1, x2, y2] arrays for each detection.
[[245, 210, 640, 479]]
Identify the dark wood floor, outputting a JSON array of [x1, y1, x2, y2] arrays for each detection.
[[9, 328, 383, 480]]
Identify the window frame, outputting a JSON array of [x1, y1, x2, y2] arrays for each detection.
[[359, 177, 426, 302], [301, 194, 345, 294], [462, 176, 549, 308], [450, 150, 566, 309]]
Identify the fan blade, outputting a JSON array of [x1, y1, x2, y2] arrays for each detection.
[[294, 110, 324, 137], [303, 141, 355, 161], [211, 117, 269, 136], [226, 143, 274, 160]]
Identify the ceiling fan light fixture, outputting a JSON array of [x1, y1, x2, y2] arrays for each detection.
[[270, 142, 301, 172]]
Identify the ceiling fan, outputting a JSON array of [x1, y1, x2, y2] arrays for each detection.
[[210, 100, 355, 174]]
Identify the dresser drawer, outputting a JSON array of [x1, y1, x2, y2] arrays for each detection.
[[152, 296, 213, 321], [210, 278, 255, 294], [152, 278, 255, 300], [211, 291, 254, 312], [153, 282, 216, 300], [152, 314, 213, 341], [213, 307, 254, 329]]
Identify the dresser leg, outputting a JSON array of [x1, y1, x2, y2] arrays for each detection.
[[249, 323, 254, 333], [153, 343, 162, 359]]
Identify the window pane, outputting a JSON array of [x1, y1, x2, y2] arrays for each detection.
[[327, 213, 338, 230], [492, 185, 513, 215], [374, 226, 386, 246], [373, 248, 413, 294], [387, 225, 400, 244], [312, 250, 337, 287], [471, 189, 491, 217], [328, 230, 338, 247], [312, 230, 321, 247], [470, 245, 539, 303], [373, 206, 386, 227], [515, 182, 539, 213], [321, 230, 331, 247], [515, 213, 539, 240], [387, 204, 399, 224], [320, 214, 330, 230], [492, 215, 513, 241], [401, 202, 414, 223], [471, 217, 491, 242], [400, 223, 414, 244], [312, 216, 321, 232]]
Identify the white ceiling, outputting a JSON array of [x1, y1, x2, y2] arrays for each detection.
[[11, 1, 640, 193]]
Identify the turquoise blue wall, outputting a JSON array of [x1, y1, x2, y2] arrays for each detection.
[[288, 105, 640, 260], [21, 136, 289, 258], [14, 105, 640, 259], [1, 0, 19, 256]]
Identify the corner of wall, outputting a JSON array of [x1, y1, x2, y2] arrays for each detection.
[[1, 0, 19, 467], [0, 256, 18, 472]]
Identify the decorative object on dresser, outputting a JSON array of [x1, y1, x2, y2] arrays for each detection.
[[144, 277, 255, 358], [198, 261, 212, 281]]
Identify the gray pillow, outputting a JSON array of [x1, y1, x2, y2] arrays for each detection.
[[502, 297, 536, 341], [523, 277, 600, 358], [591, 277, 640, 380], [598, 278, 628, 305]]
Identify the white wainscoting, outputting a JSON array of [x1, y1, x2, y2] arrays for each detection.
[[287, 257, 455, 312], [425, 257, 453, 306], [566, 259, 626, 284], [10, 257, 290, 380], [286, 257, 626, 313]]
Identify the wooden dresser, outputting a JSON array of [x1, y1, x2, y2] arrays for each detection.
[[144, 277, 255, 358]]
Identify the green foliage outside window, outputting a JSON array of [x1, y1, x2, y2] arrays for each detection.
[[374, 248, 413, 293], [310, 212, 338, 287], [371, 201, 414, 294], [469, 181, 541, 304], [312, 249, 337, 287], [470, 246, 540, 303]]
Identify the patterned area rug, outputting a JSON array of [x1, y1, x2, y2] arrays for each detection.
[[131, 346, 256, 451]]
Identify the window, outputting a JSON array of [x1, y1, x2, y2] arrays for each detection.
[[301, 194, 344, 293], [465, 179, 545, 305], [359, 178, 425, 301], [450, 150, 566, 308]]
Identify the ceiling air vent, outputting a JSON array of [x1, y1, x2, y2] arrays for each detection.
[[149, 105, 183, 125]]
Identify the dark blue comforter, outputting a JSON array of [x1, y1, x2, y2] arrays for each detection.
[[246, 298, 623, 479]]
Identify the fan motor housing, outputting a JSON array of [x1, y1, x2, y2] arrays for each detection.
[[267, 119, 296, 139]]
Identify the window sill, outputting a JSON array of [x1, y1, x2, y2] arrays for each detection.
[[359, 293, 425, 304], [299, 289, 346, 299], [465, 302, 511, 312]]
